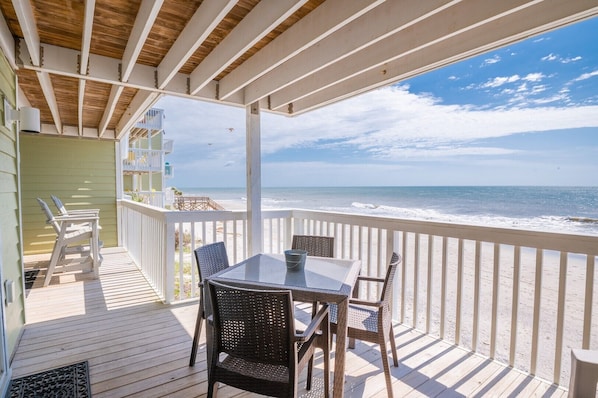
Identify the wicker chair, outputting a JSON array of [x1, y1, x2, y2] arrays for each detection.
[[189, 242, 230, 366], [330, 252, 402, 398], [206, 280, 330, 398], [291, 235, 334, 257], [291, 234, 334, 382]]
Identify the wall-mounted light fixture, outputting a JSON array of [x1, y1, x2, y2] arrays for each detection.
[[4, 98, 41, 133]]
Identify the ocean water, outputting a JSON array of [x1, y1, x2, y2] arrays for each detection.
[[180, 186, 598, 236]]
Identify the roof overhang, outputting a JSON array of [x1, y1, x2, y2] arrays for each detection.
[[0, 0, 596, 140]]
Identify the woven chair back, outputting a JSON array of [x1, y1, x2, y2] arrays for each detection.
[[194, 242, 230, 281], [291, 235, 334, 257], [208, 280, 295, 365], [380, 252, 401, 304]]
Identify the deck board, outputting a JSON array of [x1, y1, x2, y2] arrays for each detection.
[[13, 248, 566, 397]]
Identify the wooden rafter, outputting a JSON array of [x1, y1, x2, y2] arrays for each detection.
[[98, 0, 163, 137], [0, 0, 595, 139], [78, 0, 96, 135], [218, 0, 384, 100], [156, 0, 236, 90], [188, 0, 308, 95]]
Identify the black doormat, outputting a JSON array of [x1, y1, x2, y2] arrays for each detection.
[[24, 270, 39, 290], [7, 361, 91, 398]]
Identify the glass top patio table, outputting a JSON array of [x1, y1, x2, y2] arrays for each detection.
[[213, 253, 354, 293], [209, 253, 361, 398]]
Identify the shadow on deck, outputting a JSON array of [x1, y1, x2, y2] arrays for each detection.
[[14, 248, 566, 397]]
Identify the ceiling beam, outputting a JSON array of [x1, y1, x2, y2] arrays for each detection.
[[78, 0, 96, 135], [80, 0, 95, 74], [243, 0, 460, 105], [121, 0, 164, 81], [98, 85, 124, 138], [0, 11, 16, 69], [217, 0, 385, 101], [156, 0, 236, 89], [115, 91, 161, 139], [16, 40, 242, 105], [37, 71, 63, 133], [269, 0, 537, 109], [12, 0, 65, 131], [99, 0, 164, 138], [11, 0, 40, 65], [289, 0, 598, 115], [189, 0, 308, 95]]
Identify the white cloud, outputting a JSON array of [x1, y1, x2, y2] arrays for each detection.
[[515, 83, 528, 92], [530, 93, 571, 105], [481, 75, 520, 88], [561, 56, 582, 63], [265, 86, 597, 152], [156, 84, 598, 185], [530, 85, 547, 94], [541, 53, 582, 63], [541, 53, 558, 61], [482, 55, 501, 66], [523, 73, 545, 82], [573, 70, 598, 82]]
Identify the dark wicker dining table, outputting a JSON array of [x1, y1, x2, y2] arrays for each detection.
[[208, 253, 361, 398]]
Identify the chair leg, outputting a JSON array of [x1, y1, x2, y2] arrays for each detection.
[[43, 243, 63, 287], [306, 300, 321, 389], [189, 310, 204, 366], [323, 318, 330, 398], [207, 381, 218, 398], [306, 358, 313, 390], [379, 334, 394, 398], [389, 327, 399, 367]]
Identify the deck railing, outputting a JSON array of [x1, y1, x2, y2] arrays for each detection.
[[135, 108, 164, 131], [118, 199, 598, 388], [122, 148, 164, 173]]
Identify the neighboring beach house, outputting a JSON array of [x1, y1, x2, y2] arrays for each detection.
[[0, 2, 596, 396], [122, 108, 175, 208]]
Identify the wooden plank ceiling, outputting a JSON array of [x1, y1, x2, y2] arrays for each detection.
[[0, 0, 596, 140]]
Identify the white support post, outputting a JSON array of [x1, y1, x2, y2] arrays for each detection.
[[246, 102, 262, 255], [115, 141, 123, 246], [148, 131, 153, 200]]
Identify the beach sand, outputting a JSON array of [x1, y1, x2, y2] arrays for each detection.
[[214, 199, 247, 211]]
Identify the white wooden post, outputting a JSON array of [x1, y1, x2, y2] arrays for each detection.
[[246, 102, 262, 255]]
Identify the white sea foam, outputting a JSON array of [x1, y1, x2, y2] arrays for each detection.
[[336, 202, 597, 235]]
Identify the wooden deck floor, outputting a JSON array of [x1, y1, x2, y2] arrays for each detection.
[[14, 248, 567, 397]]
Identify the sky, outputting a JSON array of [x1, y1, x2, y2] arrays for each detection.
[[155, 16, 598, 188]]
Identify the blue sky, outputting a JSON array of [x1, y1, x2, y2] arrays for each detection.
[[156, 17, 598, 188]]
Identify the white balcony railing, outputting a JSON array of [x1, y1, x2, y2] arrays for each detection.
[[163, 139, 174, 154], [135, 108, 164, 131], [118, 199, 598, 389], [123, 148, 164, 173], [124, 191, 165, 208]]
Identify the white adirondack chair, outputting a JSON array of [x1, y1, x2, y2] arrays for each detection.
[[51, 194, 100, 217], [37, 198, 101, 286], [50, 195, 101, 232]]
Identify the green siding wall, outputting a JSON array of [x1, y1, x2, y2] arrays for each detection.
[[0, 48, 25, 358], [20, 135, 118, 254]]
